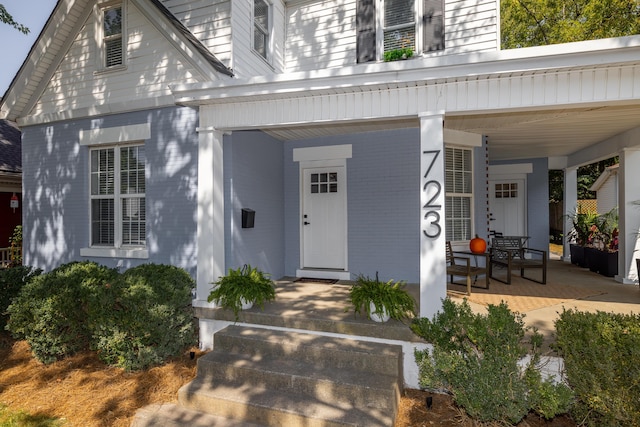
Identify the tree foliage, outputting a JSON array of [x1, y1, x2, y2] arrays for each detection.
[[0, 4, 29, 34], [502, 0, 640, 49]]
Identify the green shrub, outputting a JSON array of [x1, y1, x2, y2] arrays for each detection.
[[0, 265, 41, 331], [6, 261, 197, 370], [6, 261, 118, 363], [92, 264, 197, 371], [412, 298, 573, 424], [555, 309, 640, 426]]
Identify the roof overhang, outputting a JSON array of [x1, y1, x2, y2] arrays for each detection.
[[172, 36, 640, 164], [0, 172, 22, 193]]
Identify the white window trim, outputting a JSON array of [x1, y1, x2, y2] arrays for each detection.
[[80, 123, 149, 259], [95, 0, 127, 72], [251, 0, 273, 64], [377, 0, 423, 60], [445, 144, 475, 244]]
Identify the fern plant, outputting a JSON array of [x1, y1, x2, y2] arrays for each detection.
[[347, 272, 416, 322], [207, 264, 276, 320]]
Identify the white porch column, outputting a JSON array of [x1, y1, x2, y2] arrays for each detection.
[[195, 127, 225, 306], [562, 167, 578, 262], [419, 113, 447, 319], [617, 148, 640, 284]]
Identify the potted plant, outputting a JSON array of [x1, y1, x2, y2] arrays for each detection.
[[207, 264, 276, 320], [383, 47, 414, 62], [347, 272, 416, 323], [566, 209, 599, 267]]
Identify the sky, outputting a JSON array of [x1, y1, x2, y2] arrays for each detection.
[[0, 1, 57, 97]]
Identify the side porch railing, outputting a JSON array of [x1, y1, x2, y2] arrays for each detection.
[[0, 245, 22, 268]]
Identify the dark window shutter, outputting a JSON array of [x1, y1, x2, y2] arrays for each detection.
[[356, 0, 376, 63], [423, 0, 444, 52]]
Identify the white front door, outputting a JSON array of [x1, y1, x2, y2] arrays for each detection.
[[489, 179, 526, 236], [302, 167, 347, 269]]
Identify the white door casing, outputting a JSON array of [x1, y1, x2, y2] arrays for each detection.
[[488, 164, 532, 238], [293, 145, 351, 275], [489, 179, 526, 236], [302, 166, 346, 269]]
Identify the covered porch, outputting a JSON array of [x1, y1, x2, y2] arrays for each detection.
[[175, 36, 640, 335], [196, 257, 639, 354]]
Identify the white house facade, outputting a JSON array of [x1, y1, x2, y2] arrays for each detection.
[[2, 0, 640, 346]]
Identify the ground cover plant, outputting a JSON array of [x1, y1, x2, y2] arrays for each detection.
[[5, 261, 197, 370], [412, 298, 573, 425], [555, 309, 640, 426]]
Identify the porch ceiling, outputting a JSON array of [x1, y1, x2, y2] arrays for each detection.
[[263, 103, 640, 163]]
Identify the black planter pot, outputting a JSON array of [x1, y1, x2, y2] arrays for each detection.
[[585, 247, 599, 272], [570, 244, 586, 267], [582, 248, 618, 277], [599, 251, 618, 277]]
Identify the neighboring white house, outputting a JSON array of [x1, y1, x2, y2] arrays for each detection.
[[1, 0, 640, 341], [590, 164, 619, 215]]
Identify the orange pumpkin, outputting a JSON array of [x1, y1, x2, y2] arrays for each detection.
[[469, 235, 487, 254]]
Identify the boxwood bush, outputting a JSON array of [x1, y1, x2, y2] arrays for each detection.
[[412, 298, 573, 424], [555, 309, 640, 426], [0, 265, 42, 332], [6, 262, 117, 363], [92, 264, 197, 371], [6, 261, 197, 370]]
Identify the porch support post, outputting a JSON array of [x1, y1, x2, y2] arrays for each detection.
[[563, 167, 578, 262], [195, 127, 225, 306], [419, 113, 447, 319], [617, 148, 640, 284]]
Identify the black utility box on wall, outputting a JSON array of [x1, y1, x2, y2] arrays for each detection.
[[241, 208, 255, 228]]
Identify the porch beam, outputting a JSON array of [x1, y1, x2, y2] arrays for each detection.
[[172, 63, 640, 131], [419, 113, 447, 319]]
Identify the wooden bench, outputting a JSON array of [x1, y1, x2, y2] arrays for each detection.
[[489, 238, 547, 284], [446, 241, 489, 295]]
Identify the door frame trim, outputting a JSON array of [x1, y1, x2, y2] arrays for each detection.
[[294, 145, 352, 276], [488, 162, 531, 238]]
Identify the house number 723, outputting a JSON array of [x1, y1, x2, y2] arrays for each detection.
[[422, 150, 442, 239]]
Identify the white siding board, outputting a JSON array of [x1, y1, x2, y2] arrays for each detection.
[[285, 0, 356, 72], [163, 0, 233, 68], [31, 1, 205, 117], [284, 0, 497, 73]]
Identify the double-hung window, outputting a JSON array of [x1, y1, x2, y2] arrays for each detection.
[[90, 145, 146, 248], [356, 0, 444, 63], [99, 2, 124, 69], [383, 0, 416, 53], [445, 147, 473, 242], [253, 0, 270, 60]]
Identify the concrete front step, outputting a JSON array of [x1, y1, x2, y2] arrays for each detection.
[[132, 403, 265, 427], [194, 351, 400, 411], [133, 325, 402, 426], [213, 326, 403, 376], [178, 378, 394, 427]]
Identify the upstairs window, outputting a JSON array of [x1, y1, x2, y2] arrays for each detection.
[[383, 0, 415, 53], [99, 3, 125, 69], [253, 0, 270, 60], [356, 0, 444, 63]]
